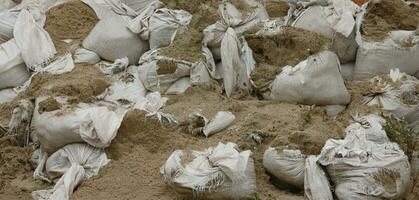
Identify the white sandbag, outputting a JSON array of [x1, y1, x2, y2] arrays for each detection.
[[318, 114, 412, 200], [0, 10, 17, 44], [32, 143, 109, 200], [161, 142, 256, 199], [83, 11, 149, 65], [353, 4, 419, 80], [364, 69, 419, 132], [148, 8, 192, 49], [124, 0, 163, 38], [0, 88, 16, 104], [165, 77, 190, 95], [202, 111, 235, 137], [0, 0, 16, 12], [304, 155, 333, 200], [7, 99, 34, 141], [13, 9, 56, 70], [97, 57, 129, 75], [73, 48, 101, 64], [43, 53, 74, 74], [81, 0, 111, 19], [264, 51, 351, 105], [0, 39, 30, 90], [292, 5, 358, 63], [263, 147, 305, 189], [31, 97, 126, 154], [340, 62, 354, 80]]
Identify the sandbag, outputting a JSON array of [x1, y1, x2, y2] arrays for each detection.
[[304, 155, 333, 200], [0, 39, 30, 89], [0, 88, 16, 104], [318, 114, 412, 200], [31, 97, 126, 154], [0, 0, 16, 12], [32, 143, 109, 200], [73, 48, 101, 64], [353, 3, 419, 80], [364, 69, 419, 132], [292, 4, 358, 63], [203, 111, 235, 137], [83, 11, 149, 65], [13, 9, 56, 69], [0, 10, 17, 44], [264, 50, 351, 105], [263, 147, 305, 189], [161, 142, 256, 199], [148, 8, 192, 49]]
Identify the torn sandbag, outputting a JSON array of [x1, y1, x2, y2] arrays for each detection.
[[133, 91, 176, 124], [353, 1, 419, 80], [138, 49, 210, 94], [102, 65, 147, 106], [73, 48, 101, 64], [263, 51, 351, 106], [31, 96, 126, 154], [304, 155, 333, 200], [83, 11, 149, 65], [0, 10, 17, 44], [13, 9, 56, 70], [0, 39, 31, 90], [292, 3, 359, 63], [318, 114, 412, 200], [363, 69, 419, 132], [160, 142, 256, 199], [148, 8, 192, 49], [263, 147, 305, 190], [32, 143, 109, 200]]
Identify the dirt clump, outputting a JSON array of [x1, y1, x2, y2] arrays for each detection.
[[38, 96, 61, 113], [247, 26, 331, 88], [45, 1, 99, 55], [362, 0, 419, 42]]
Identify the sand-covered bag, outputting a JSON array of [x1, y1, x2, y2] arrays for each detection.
[[160, 142, 256, 199], [0, 39, 30, 89], [83, 11, 149, 65], [247, 26, 349, 106], [292, 2, 359, 64], [353, 0, 419, 80]]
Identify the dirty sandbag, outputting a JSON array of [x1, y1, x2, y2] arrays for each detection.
[[161, 142, 256, 199], [148, 8, 192, 49], [83, 11, 149, 65], [264, 51, 351, 106], [31, 96, 126, 154], [292, 4, 359, 63], [14, 9, 56, 70], [263, 147, 305, 189], [318, 114, 412, 200], [133, 91, 176, 124], [32, 143, 109, 200], [0, 39, 31, 90], [363, 69, 419, 132], [0, 10, 17, 44], [203, 111, 235, 137], [73, 48, 101, 64], [304, 155, 333, 200], [353, 1, 419, 80]]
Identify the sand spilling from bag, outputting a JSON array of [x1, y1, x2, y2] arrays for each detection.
[[45, 1, 98, 54], [362, 0, 419, 42], [247, 26, 331, 88]]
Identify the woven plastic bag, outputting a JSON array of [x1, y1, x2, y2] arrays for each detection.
[[0, 39, 30, 89]]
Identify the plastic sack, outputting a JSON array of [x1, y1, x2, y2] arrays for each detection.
[[73, 48, 101, 64], [83, 11, 149, 65], [203, 111, 235, 137], [31, 97, 126, 154], [161, 142, 256, 199], [14, 9, 56, 70], [148, 8, 192, 49], [353, 3, 419, 80], [364, 69, 419, 132], [32, 143, 109, 200], [318, 114, 412, 200], [304, 155, 333, 200], [264, 51, 351, 106], [0, 0, 16, 12], [263, 147, 305, 189], [0, 10, 17, 44], [292, 4, 359, 63], [0, 88, 16, 104], [0, 39, 30, 89]]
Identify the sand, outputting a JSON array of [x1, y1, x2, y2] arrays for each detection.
[[362, 0, 419, 42], [247, 26, 331, 89], [261, 0, 289, 18]]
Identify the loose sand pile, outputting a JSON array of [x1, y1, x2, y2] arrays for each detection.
[[362, 0, 419, 42], [45, 1, 98, 55], [247, 26, 331, 88]]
